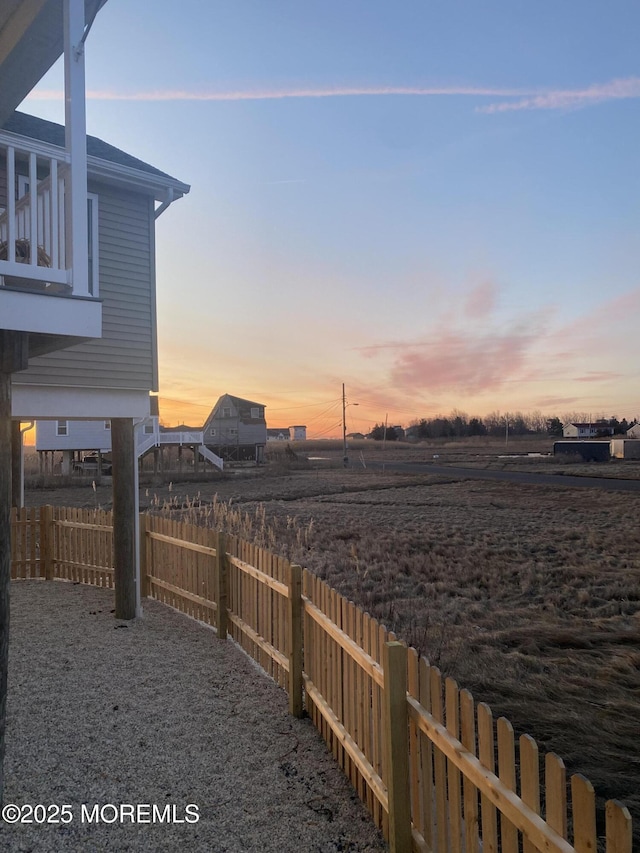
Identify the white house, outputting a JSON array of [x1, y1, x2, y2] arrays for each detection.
[[267, 425, 307, 442], [562, 422, 614, 439], [35, 413, 224, 472], [626, 423, 640, 439]]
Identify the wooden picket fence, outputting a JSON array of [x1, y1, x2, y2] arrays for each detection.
[[10, 506, 634, 853]]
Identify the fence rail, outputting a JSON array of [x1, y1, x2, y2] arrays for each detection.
[[9, 506, 634, 853]]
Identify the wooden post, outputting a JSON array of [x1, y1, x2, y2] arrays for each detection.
[[10, 420, 22, 509], [0, 331, 27, 804], [111, 418, 136, 620], [0, 370, 11, 805], [383, 641, 412, 853], [40, 505, 54, 580], [138, 512, 149, 598], [287, 563, 303, 718], [215, 531, 228, 639]]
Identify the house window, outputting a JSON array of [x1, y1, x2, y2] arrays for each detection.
[[251, 407, 263, 419], [222, 407, 232, 418], [144, 424, 154, 435], [104, 420, 111, 430], [209, 428, 216, 437], [56, 420, 68, 436], [229, 428, 238, 437]]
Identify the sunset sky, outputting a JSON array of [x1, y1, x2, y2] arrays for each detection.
[[22, 0, 640, 436]]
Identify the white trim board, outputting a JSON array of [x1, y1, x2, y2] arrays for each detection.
[[11, 385, 151, 420]]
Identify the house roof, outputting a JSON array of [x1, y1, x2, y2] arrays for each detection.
[[159, 424, 202, 433], [204, 394, 266, 427], [1, 111, 190, 199], [564, 422, 611, 428], [0, 1, 108, 126]]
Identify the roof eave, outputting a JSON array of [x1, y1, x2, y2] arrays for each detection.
[[0, 126, 190, 201], [87, 154, 190, 202]]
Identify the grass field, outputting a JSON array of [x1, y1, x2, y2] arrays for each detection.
[[23, 439, 640, 843]]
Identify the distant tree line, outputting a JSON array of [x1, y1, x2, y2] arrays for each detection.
[[367, 411, 638, 441]]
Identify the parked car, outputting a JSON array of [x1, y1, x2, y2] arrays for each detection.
[[72, 454, 112, 475]]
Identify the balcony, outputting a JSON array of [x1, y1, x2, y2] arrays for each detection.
[[0, 130, 101, 343]]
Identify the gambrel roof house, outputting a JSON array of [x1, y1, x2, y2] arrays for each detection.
[[203, 394, 267, 462]]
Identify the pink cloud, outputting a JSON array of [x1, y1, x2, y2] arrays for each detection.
[[573, 371, 622, 383], [534, 396, 582, 408], [479, 76, 640, 114], [28, 76, 640, 119], [28, 84, 531, 103], [464, 280, 497, 319], [546, 286, 640, 348], [387, 320, 544, 394]]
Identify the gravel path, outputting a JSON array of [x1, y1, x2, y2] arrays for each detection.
[[4, 581, 387, 852]]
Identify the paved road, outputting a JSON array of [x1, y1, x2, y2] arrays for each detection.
[[364, 460, 640, 493]]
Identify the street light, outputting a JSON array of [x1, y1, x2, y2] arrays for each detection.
[[342, 383, 359, 467]]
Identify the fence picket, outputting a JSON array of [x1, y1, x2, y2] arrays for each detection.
[[445, 677, 463, 853], [546, 753, 568, 840], [460, 689, 480, 853], [571, 774, 597, 853], [477, 702, 498, 853], [419, 656, 434, 850], [520, 734, 541, 853], [606, 801, 632, 853], [430, 667, 449, 853], [497, 717, 519, 853]]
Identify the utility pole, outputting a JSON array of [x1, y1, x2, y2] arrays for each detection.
[[382, 413, 388, 473], [342, 383, 348, 467], [342, 384, 358, 467]]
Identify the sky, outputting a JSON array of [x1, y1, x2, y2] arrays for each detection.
[[22, 0, 640, 436]]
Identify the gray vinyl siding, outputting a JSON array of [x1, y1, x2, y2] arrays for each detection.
[[14, 181, 156, 391], [237, 422, 268, 444], [207, 420, 267, 446], [35, 419, 113, 452]]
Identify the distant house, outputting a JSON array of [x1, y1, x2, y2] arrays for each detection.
[[562, 422, 614, 438], [35, 401, 226, 473], [203, 394, 267, 463], [346, 432, 365, 440], [267, 425, 307, 441], [626, 423, 640, 439]]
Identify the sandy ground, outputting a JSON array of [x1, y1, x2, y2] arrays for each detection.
[[4, 581, 387, 853]]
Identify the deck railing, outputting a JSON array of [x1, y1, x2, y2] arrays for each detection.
[[10, 506, 634, 853], [0, 133, 71, 291]]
